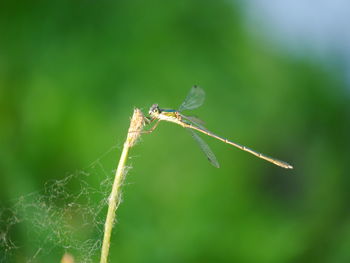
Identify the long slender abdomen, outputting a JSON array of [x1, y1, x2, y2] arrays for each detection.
[[180, 122, 293, 169]]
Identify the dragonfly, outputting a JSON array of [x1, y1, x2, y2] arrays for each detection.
[[146, 86, 293, 169]]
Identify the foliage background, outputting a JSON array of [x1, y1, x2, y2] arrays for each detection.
[[1, 1, 349, 262]]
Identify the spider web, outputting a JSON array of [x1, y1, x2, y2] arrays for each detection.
[[0, 145, 131, 263]]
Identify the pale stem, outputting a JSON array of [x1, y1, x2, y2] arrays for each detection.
[[100, 108, 144, 263]]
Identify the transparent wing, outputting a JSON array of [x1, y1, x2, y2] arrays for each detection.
[[178, 86, 205, 112], [188, 129, 220, 168], [180, 114, 206, 128]]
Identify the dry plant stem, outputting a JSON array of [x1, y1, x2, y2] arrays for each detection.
[[100, 109, 144, 263]]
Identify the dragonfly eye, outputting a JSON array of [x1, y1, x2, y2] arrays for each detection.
[[149, 104, 159, 115]]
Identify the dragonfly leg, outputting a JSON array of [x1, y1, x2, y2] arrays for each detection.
[[129, 118, 160, 134], [144, 116, 153, 124], [142, 119, 160, 134]]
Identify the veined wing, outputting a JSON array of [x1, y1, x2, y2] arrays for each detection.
[[178, 86, 205, 112], [188, 129, 220, 168], [180, 114, 206, 128]]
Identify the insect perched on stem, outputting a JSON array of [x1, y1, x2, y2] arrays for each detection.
[[146, 86, 293, 169]]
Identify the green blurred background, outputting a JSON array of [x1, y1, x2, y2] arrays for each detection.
[[1, 1, 350, 262]]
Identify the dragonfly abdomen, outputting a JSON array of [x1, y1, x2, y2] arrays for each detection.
[[180, 122, 293, 169]]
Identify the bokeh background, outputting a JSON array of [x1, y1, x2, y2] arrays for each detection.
[[1, 1, 350, 262]]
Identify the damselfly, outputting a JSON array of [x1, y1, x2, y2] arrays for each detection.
[[146, 86, 293, 169]]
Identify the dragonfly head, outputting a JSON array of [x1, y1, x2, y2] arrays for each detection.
[[149, 104, 160, 116]]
